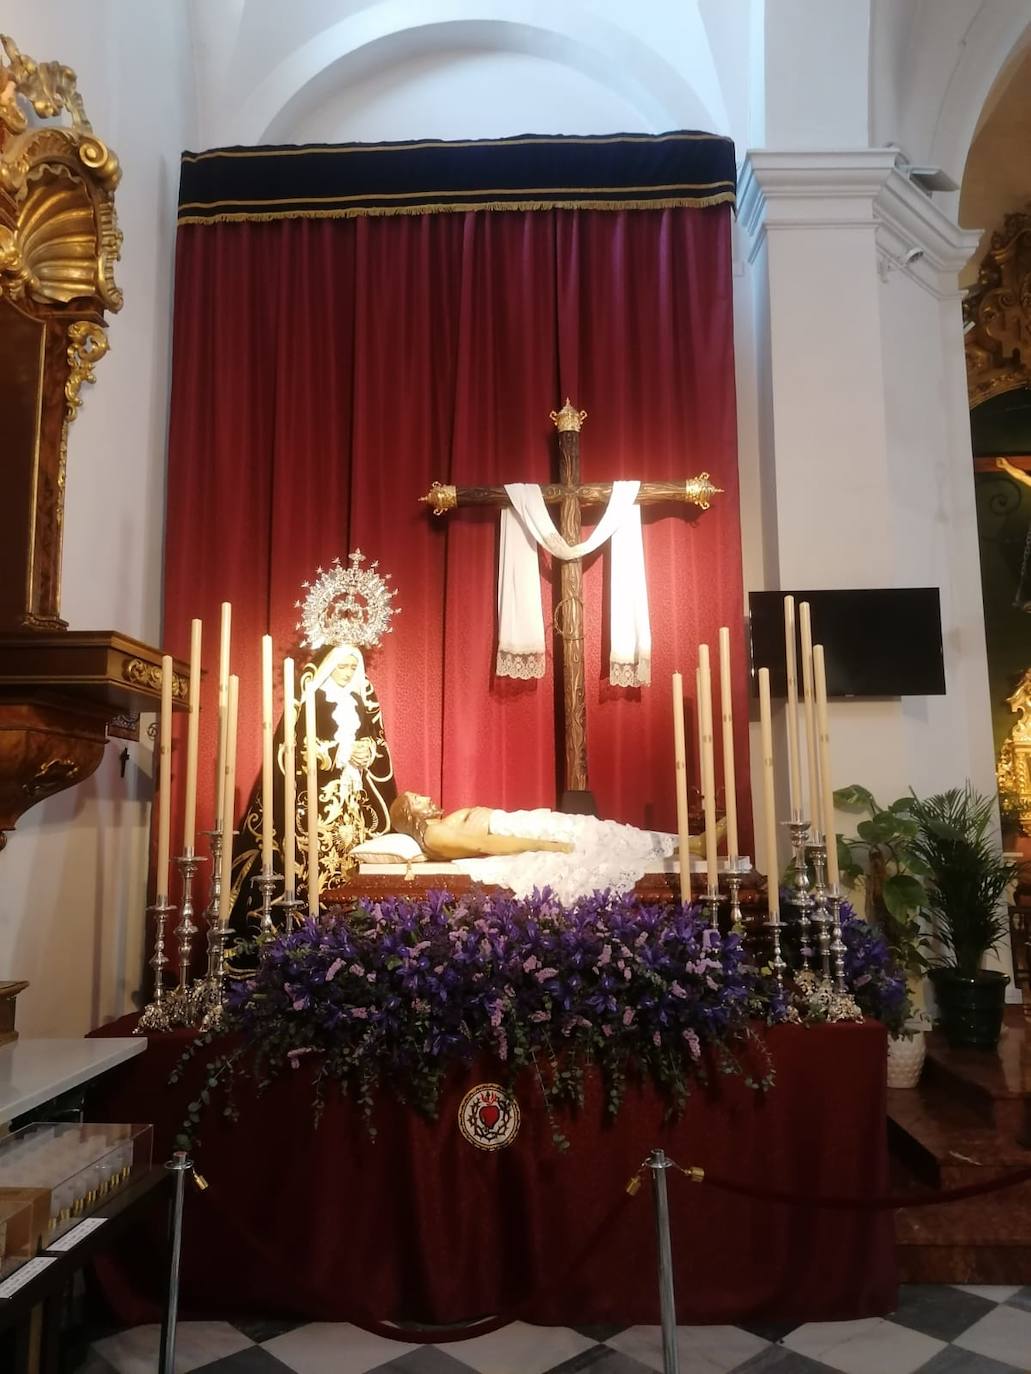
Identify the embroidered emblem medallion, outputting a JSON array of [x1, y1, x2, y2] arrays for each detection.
[[458, 1083, 520, 1150]]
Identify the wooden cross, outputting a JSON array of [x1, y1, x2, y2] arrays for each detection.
[[421, 401, 721, 811]]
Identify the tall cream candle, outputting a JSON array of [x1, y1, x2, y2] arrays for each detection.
[[698, 645, 719, 893], [214, 602, 232, 829], [183, 618, 202, 854], [671, 671, 692, 905], [799, 602, 822, 836], [718, 626, 739, 859], [260, 634, 275, 871], [217, 675, 239, 925], [783, 595, 803, 819], [283, 657, 296, 896], [305, 687, 320, 918], [156, 655, 174, 900], [758, 668, 780, 918], [813, 645, 840, 888]]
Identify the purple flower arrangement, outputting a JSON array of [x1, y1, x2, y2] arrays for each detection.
[[190, 889, 786, 1143]]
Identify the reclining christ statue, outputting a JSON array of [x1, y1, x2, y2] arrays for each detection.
[[389, 791, 721, 905]]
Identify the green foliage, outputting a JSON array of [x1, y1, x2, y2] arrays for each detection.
[[834, 785, 933, 984], [907, 785, 1023, 977]]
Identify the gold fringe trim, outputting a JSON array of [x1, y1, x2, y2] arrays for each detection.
[[182, 131, 735, 163], [178, 191, 737, 226], [179, 180, 736, 212]]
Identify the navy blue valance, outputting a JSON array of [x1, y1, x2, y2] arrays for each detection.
[[177, 130, 736, 226]]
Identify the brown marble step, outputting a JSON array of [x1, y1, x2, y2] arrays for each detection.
[[898, 1242, 1031, 1284], [888, 1084, 1031, 1188], [922, 1020, 1031, 1146]]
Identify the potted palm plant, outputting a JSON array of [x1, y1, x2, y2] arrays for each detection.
[[835, 785, 932, 1084], [908, 785, 1021, 1050]]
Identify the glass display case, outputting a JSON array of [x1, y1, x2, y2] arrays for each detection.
[[0, 1123, 153, 1245], [0, 1194, 35, 1278]]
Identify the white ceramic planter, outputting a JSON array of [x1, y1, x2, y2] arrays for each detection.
[[886, 1029, 926, 1088]]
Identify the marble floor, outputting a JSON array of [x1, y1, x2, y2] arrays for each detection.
[[73, 1286, 1031, 1374]]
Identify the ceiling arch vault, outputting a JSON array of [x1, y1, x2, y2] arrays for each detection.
[[223, 4, 728, 148]]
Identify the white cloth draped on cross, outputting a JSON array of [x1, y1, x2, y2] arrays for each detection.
[[496, 480, 651, 687]]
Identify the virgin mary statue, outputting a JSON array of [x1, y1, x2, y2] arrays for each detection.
[[227, 552, 398, 925]]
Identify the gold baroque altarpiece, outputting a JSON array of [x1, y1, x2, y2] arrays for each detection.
[[0, 35, 184, 847]]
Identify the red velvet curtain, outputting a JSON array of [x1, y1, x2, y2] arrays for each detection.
[[163, 207, 749, 841]]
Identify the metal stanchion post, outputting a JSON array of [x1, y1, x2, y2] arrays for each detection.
[[647, 1149, 679, 1374], [159, 1151, 192, 1374]]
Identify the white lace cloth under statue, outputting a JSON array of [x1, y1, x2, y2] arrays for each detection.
[[496, 480, 651, 687], [452, 809, 676, 904]]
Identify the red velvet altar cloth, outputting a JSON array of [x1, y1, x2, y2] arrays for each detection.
[[87, 1016, 895, 1329]]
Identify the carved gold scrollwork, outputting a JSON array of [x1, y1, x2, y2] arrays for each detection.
[[998, 668, 1031, 837], [0, 35, 91, 134], [23, 756, 78, 800], [123, 658, 188, 701], [684, 473, 722, 510], [0, 34, 122, 314], [965, 210, 1031, 408], [65, 321, 108, 418]]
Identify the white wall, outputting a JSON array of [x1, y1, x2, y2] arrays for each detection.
[[0, 3, 197, 1035]]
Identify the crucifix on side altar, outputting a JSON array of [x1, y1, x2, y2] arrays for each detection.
[[421, 401, 721, 813]]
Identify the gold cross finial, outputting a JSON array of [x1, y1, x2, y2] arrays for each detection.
[[550, 399, 588, 433]]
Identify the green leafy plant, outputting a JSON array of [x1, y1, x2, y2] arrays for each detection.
[[833, 784, 933, 983], [907, 785, 1022, 977]]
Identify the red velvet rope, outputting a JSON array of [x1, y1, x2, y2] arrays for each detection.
[[695, 1164, 1031, 1211]]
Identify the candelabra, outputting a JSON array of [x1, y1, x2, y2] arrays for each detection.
[[807, 837, 833, 986], [251, 867, 283, 937], [136, 896, 177, 1032], [785, 817, 817, 993]]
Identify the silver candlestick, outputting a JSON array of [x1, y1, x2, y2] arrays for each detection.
[[251, 867, 283, 937], [197, 826, 236, 1031], [827, 886, 863, 1021], [725, 860, 744, 934], [174, 851, 206, 993], [807, 838, 833, 986], [766, 901, 788, 990], [273, 890, 304, 934], [701, 886, 722, 943], [137, 897, 177, 1033], [201, 827, 224, 932], [785, 817, 816, 990], [198, 919, 233, 1033]]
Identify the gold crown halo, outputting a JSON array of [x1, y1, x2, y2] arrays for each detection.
[[294, 550, 399, 651]]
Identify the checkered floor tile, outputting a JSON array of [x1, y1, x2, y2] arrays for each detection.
[[76, 1288, 1031, 1373]]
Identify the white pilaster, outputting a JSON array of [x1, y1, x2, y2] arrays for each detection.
[[737, 148, 1010, 989]]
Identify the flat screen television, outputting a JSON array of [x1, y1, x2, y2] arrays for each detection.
[[748, 588, 946, 698]]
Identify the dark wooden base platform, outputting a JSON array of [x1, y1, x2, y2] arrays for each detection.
[[889, 1006, 1031, 1283]]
